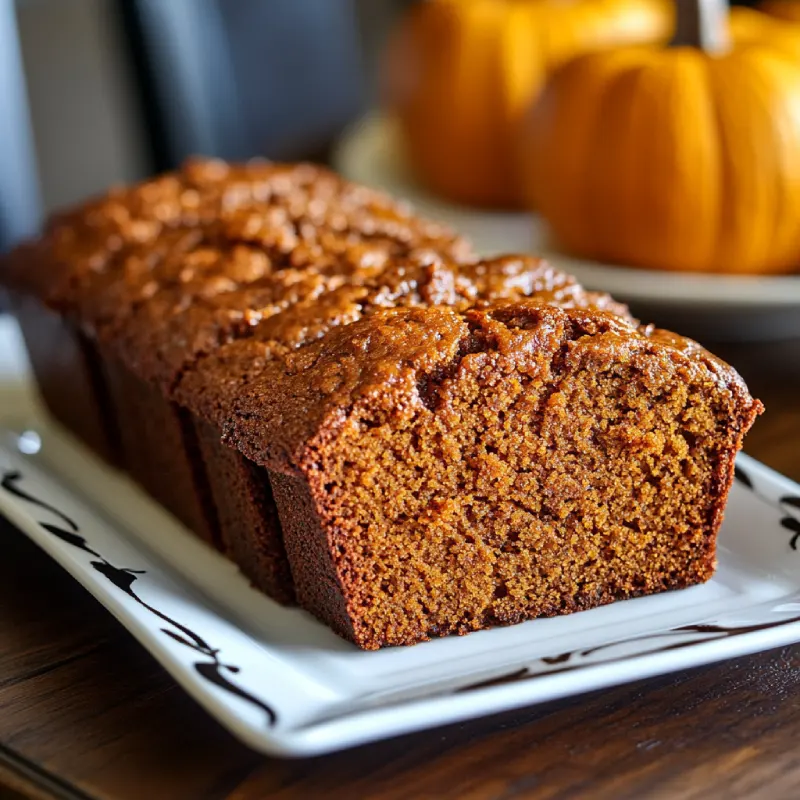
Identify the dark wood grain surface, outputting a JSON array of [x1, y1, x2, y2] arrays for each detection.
[[1, 335, 799, 800]]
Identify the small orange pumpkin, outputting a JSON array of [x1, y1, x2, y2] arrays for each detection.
[[525, 2, 800, 274], [385, 0, 672, 209]]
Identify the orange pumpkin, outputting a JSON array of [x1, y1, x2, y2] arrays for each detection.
[[386, 0, 671, 209], [524, 4, 800, 274]]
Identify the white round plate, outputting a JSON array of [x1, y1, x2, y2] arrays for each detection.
[[333, 115, 800, 342]]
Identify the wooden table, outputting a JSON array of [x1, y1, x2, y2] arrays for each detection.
[[1, 336, 799, 800]]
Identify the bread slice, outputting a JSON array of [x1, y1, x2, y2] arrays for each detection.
[[227, 302, 762, 649]]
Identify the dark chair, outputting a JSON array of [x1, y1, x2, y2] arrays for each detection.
[[0, 0, 41, 253], [119, 0, 369, 171]]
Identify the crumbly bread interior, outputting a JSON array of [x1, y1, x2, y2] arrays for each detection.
[[232, 302, 758, 649]]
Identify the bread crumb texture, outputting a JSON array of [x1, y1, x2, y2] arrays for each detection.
[[228, 302, 761, 649]]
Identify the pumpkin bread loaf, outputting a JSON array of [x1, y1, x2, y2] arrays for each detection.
[[1, 160, 762, 648], [176, 251, 630, 603]]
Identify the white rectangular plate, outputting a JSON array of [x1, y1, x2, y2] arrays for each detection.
[[1, 318, 799, 757]]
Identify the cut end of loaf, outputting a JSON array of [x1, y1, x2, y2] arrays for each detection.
[[252, 302, 761, 650]]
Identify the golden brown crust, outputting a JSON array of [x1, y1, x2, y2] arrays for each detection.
[[175, 252, 633, 423], [3, 159, 472, 386]]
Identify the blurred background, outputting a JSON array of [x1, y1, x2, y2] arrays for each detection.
[[3, 0, 799, 365], [1, 0, 417, 232], [0, 0, 775, 232]]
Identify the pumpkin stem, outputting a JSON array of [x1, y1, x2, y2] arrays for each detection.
[[671, 0, 730, 53]]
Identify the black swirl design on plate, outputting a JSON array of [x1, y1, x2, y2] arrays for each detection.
[[735, 464, 800, 551], [459, 608, 800, 693], [782, 517, 800, 551], [1, 469, 277, 726], [2, 470, 81, 532]]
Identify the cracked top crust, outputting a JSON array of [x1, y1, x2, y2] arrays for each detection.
[[174, 252, 632, 420], [2, 158, 472, 386], [224, 301, 761, 476]]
